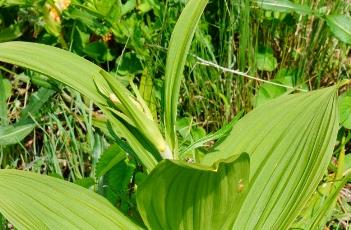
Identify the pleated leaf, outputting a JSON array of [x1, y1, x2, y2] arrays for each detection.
[[0, 170, 140, 230], [0, 41, 158, 171], [202, 87, 339, 228], [137, 153, 250, 230], [0, 42, 108, 105], [138, 87, 338, 229]]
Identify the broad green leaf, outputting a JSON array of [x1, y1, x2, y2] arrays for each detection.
[[255, 47, 278, 72], [83, 41, 114, 62], [256, 69, 293, 106], [0, 0, 28, 6], [0, 42, 158, 171], [0, 123, 35, 145], [0, 23, 23, 42], [339, 90, 351, 129], [117, 52, 143, 75], [254, 0, 312, 15], [121, 0, 136, 16], [326, 15, 351, 45], [96, 143, 126, 178], [93, 0, 121, 17], [256, 69, 308, 107], [255, 80, 287, 106], [75, 177, 96, 189], [0, 42, 107, 105], [67, 7, 107, 37], [202, 87, 339, 228], [0, 169, 140, 230], [19, 87, 55, 125], [100, 160, 137, 217], [163, 0, 208, 154], [137, 153, 250, 230]]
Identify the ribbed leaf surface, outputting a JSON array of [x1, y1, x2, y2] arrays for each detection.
[[137, 154, 249, 230], [0, 41, 158, 171], [137, 87, 338, 229], [0, 42, 108, 105], [0, 170, 140, 230], [203, 87, 339, 228]]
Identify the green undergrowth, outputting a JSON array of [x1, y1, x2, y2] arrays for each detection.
[[0, 0, 351, 229]]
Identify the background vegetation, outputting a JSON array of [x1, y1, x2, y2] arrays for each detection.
[[0, 0, 350, 229]]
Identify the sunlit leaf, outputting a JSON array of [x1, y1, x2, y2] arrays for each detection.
[[0, 23, 23, 42], [0, 41, 158, 171], [326, 15, 351, 45], [163, 0, 208, 154], [96, 143, 126, 178], [0, 123, 35, 145], [18, 87, 55, 125], [0, 42, 107, 105], [202, 87, 339, 228], [0, 0, 28, 6], [0, 170, 140, 230], [255, 47, 278, 72], [255, 68, 305, 107], [137, 153, 250, 230]]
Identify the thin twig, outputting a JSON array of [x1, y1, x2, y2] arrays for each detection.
[[146, 43, 307, 92], [194, 56, 307, 92]]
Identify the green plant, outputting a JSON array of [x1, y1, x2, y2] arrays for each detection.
[[0, 0, 349, 229]]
